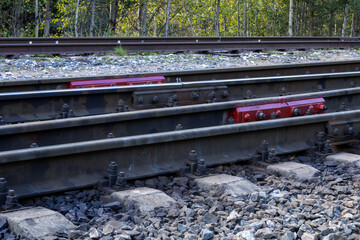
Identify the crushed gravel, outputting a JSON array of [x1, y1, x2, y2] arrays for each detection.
[[1, 153, 360, 239], [1, 50, 360, 81]]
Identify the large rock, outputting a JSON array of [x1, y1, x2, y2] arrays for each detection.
[[194, 174, 259, 197], [0, 207, 75, 239], [109, 187, 176, 213], [326, 152, 360, 167], [267, 162, 320, 181]]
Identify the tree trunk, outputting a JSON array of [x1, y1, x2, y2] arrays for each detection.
[[44, 0, 52, 37], [329, 10, 334, 36], [237, 0, 240, 36], [165, 0, 171, 36], [90, 0, 96, 37], [215, 0, 220, 36], [141, 0, 147, 36], [342, 3, 349, 37], [13, 0, 23, 37], [309, 2, 314, 36], [289, 0, 294, 36], [35, 0, 39, 37], [109, 0, 119, 34], [75, 0, 80, 37], [351, 13, 355, 37], [243, 1, 247, 36]]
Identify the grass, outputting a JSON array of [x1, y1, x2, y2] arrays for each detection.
[[113, 46, 128, 56]]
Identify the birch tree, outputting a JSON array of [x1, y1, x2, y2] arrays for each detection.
[[165, 0, 171, 36], [289, 0, 294, 36]]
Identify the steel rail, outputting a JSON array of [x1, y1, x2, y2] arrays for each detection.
[[0, 87, 359, 152], [0, 107, 359, 197], [1, 36, 359, 44], [1, 38, 360, 55], [1, 60, 359, 93], [1, 71, 360, 123]]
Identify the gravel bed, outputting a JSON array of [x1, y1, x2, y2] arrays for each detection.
[[1, 50, 360, 81], [1, 153, 360, 239]]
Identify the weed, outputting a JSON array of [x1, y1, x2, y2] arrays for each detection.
[[114, 46, 128, 56]]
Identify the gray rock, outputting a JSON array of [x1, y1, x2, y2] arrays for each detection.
[[89, 227, 101, 239], [0, 216, 7, 231], [249, 221, 264, 231], [177, 223, 189, 233], [68, 230, 84, 239], [236, 230, 255, 240], [203, 212, 218, 224], [201, 229, 214, 240], [280, 231, 295, 240], [255, 228, 276, 239], [301, 232, 319, 240]]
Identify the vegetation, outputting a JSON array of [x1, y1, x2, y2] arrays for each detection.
[[0, 0, 359, 38], [113, 46, 128, 56]]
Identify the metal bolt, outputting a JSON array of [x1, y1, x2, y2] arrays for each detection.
[[270, 112, 278, 119], [332, 128, 339, 136], [191, 92, 199, 100], [107, 132, 115, 138], [137, 97, 144, 104], [256, 111, 267, 120], [188, 150, 198, 163], [196, 159, 207, 175], [260, 140, 269, 151], [4, 189, 19, 209], [323, 140, 333, 154], [30, 143, 38, 148], [0, 178, 9, 206], [306, 106, 314, 115], [227, 117, 235, 124], [344, 125, 355, 136], [107, 162, 118, 187], [115, 172, 128, 190], [152, 96, 159, 104], [175, 124, 183, 131], [222, 90, 229, 99], [116, 99, 129, 112], [280, 87, 287, 96], [245, 90, 253, 99], [292, 108, 301, 116], [338, 102, 346, 111]]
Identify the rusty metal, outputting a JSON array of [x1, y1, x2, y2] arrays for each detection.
[[1, 71, 360, 123], [1, 37, 359, 45], [1, 60, 360, 93], [0, 108, 359, 198], [0, 87, 359, 152], [0, 37, 359, 56]]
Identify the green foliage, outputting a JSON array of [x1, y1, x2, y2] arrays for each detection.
[[0, 0, 359, 37], [114, 46, 128, 56]]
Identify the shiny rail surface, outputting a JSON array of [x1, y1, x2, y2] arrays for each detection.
[[0, 105, 359, 197], [1, 71, 360, 123], [0, 37, 360, 55], [0, 87, 359, 152], [1, 60, 359, 93]]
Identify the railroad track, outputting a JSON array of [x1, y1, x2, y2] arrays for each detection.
[[1, 71, 360, 123], [1, 60, 360, 93], [1, 37, 360, 55], [0, 70, 359, 198]]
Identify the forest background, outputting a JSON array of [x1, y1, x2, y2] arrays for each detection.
[[1, 0, 359, 38]]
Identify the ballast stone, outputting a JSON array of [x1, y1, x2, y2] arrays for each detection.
[[326, 152, 360, 167], [0, 207, 75, 239], [109, 187, 176, 213], [267, 162, 320, 181], [194, 174, 259, 197]]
